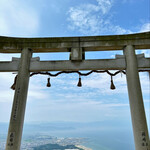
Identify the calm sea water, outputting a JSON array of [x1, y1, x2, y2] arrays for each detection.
[[43, 128, 135, 150], [0, 122, 135, 150]]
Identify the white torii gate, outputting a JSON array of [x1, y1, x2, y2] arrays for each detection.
[[0, 32, 150, 150]]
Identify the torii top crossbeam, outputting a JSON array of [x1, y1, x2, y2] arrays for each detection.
[[0, 32, 150, 53]]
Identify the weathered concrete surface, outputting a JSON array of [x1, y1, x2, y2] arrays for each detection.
[[0, 56, 149, 72], [0, 32, 150, 53], [5, 48, 32, 150], [124, 45, 149, 150]]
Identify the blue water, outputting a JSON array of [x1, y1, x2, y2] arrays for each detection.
[[0, 122, 135, 150], [44, 128, 134, 150]]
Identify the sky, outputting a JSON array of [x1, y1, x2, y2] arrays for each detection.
[[0, 0, 150, 134]]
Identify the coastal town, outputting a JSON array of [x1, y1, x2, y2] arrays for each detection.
[[0, 135, 92, 150]]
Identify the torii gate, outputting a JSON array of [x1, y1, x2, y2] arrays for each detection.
[[0, 32, 150, 150]]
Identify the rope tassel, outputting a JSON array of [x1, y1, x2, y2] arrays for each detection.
[[47, 77, 51, 87], [77, 76, 82, 87], [10, 75, 18, 90], [110, 76, 116, 90]]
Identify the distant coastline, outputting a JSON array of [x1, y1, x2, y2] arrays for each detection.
[[76, 145, 92, 150], [32, 143, 92, 150]]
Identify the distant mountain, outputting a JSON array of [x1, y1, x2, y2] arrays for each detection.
[[21, 120, 131, 134]]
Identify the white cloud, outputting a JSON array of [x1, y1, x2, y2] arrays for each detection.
[[139, 22, 150, 32], [0, 0, 39, 37], [122, 0, 135, 3], [79, 73, 127, 95], [67, 0, 131, 35], [0, 70, 148, 122], [0, 53, 21, 61], [25, 95, 130, 122], [97, 0, 113, 14], [67, 0, 150, 35]]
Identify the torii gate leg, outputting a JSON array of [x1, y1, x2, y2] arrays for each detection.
[[124, 45, 149, 150], [5, 48, 32, 150]]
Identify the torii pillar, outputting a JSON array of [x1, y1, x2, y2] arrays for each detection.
[[5, 48, 32, 150], [124, 45, 149, 150]]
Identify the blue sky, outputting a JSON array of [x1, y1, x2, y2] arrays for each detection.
[[0, 0, 149, 135]]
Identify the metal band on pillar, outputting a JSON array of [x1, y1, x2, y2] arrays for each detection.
[[123, 45, 149, 150], [5, 48, 32, 150]]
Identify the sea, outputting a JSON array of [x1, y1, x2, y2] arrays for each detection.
[[0, 121, 135, 150]]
